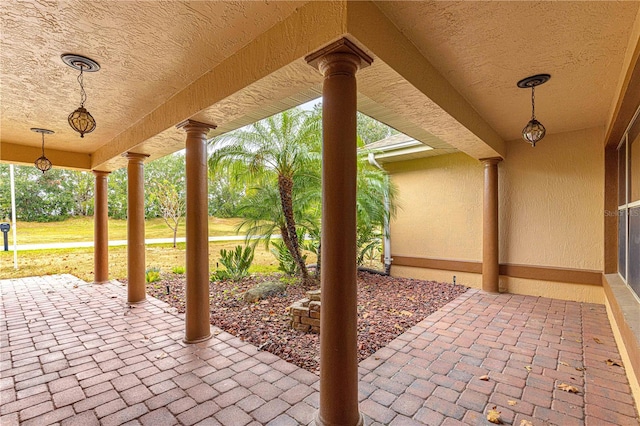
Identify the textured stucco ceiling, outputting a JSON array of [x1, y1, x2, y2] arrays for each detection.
[[0, 0, 305, 154], [1, 1, 638, 171], [375, 0, 640, 142]]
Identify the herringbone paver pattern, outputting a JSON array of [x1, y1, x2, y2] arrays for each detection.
[[1, 275, 638, 425]]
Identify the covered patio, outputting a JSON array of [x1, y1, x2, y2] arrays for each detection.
[[1, 275, 637, 425], [2, 1, 640, 424]]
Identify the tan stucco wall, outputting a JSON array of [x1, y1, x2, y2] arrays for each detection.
[[387, 152, 483, 261], [500, 127, 604, 270], [392, 265, 482, 289], [387, 127, 605, 302], [500, 277, 604, 304]]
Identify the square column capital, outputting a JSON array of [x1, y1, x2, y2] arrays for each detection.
[[305, 38, 373, 71]]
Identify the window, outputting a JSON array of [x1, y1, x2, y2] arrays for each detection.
[[618, 108, 640, 298]]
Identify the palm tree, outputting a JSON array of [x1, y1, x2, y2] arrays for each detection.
[[208, 108, 321, 282]]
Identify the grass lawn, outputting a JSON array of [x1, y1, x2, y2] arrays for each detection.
[[0, 216, 296, 281], [0, 241, 281, 282], [3, 216, 245, 245]]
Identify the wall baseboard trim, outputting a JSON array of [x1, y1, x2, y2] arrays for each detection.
[[391, 255, 602, 286], [392, 256, 482, 274]]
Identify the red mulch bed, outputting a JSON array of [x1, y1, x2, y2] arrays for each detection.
[[146, 271, 467, 372]]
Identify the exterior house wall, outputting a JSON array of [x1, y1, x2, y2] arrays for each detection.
[[387, 126, 605, 304]]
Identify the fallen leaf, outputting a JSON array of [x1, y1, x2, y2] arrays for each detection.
[[557, 383, 580, 393], [73, 284, 78, 289], [487, 406, 502, 424], [593, 337, 602, 344], [508, 400, 517, 406], [479, 375, 490, 381], [519, 420, 534, 426], [524, 365, 532, 372], [155, 352, 167, 359], [575, 366, 586, 371], [558, 361, 569, 367], [400, 310, 413, 317], [606, 359, 623, 367]]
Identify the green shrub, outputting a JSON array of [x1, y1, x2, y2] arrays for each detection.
[[270, 240, 307, 276], [214, 245, 254, 281], [145, 267, 161, 283], [210, 268, 231, 282], [357, 226, 382, 266], [172, 265, 185, 275]]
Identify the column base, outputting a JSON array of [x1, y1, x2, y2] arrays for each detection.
[[127, 298, 147, 305], [313, 411, 365, 426], [183, 333, 212, 345], [92, 280, 110, 285]]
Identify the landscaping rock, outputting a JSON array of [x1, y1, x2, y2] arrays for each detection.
[[243, 280, 288, 303]]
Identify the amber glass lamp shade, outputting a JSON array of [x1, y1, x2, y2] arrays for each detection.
[[68, 106, 96, 138], [522, 119, 546, 147]]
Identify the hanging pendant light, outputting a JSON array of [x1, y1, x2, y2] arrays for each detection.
[[32, 128, 54, 173], [517, 74, 550, 147], [61, 54, 100, 138]]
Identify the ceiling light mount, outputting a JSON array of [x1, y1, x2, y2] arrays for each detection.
[[517, 73, 550, 147], [516, 74, 550, 89], [62, 54, 99, 138], [31, 128, 54, 173], [61, 54, 101, 72]]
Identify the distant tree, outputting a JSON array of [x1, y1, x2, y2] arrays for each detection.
[[148, 179, 185, 247], [0, 165, 11, 220], [70, 171, 94, 216], [107, 168, 128, 219], [357, 112, 398, 144], [208, 175, 245, 218], [144, 154, 187, 245], [0, 166, 75, 222]]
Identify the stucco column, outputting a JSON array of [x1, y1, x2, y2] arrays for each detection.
[[177, 119, 216, 344], [481, 157, 502, 293], [93, 170, 110, 284], [306, 39, 372, 426], [125, 152, 149, 304]]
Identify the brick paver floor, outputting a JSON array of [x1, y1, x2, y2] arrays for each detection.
[[1, 275, 638, 425]]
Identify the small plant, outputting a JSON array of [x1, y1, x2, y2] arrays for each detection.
[[271, 240, 306, 276], [210, 268, 231, 282], [279, 275, 299, 286], [145, 267, 161, 283], [171, 265, 185, 275], [357, 226, 382, 267], [215, 245, 254, 281]]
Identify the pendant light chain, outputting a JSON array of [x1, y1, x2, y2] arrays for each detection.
[[530, 86, 536, 120], [78, 66, 87, 107], [41, 132, 45, 155]]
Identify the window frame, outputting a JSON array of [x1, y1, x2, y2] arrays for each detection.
[[617, 105, 640, 301]]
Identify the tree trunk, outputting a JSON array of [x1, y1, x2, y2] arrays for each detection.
[[316, 239, 321, 278], [277, 174, 309, 281], [173, 227, 177, 248]]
